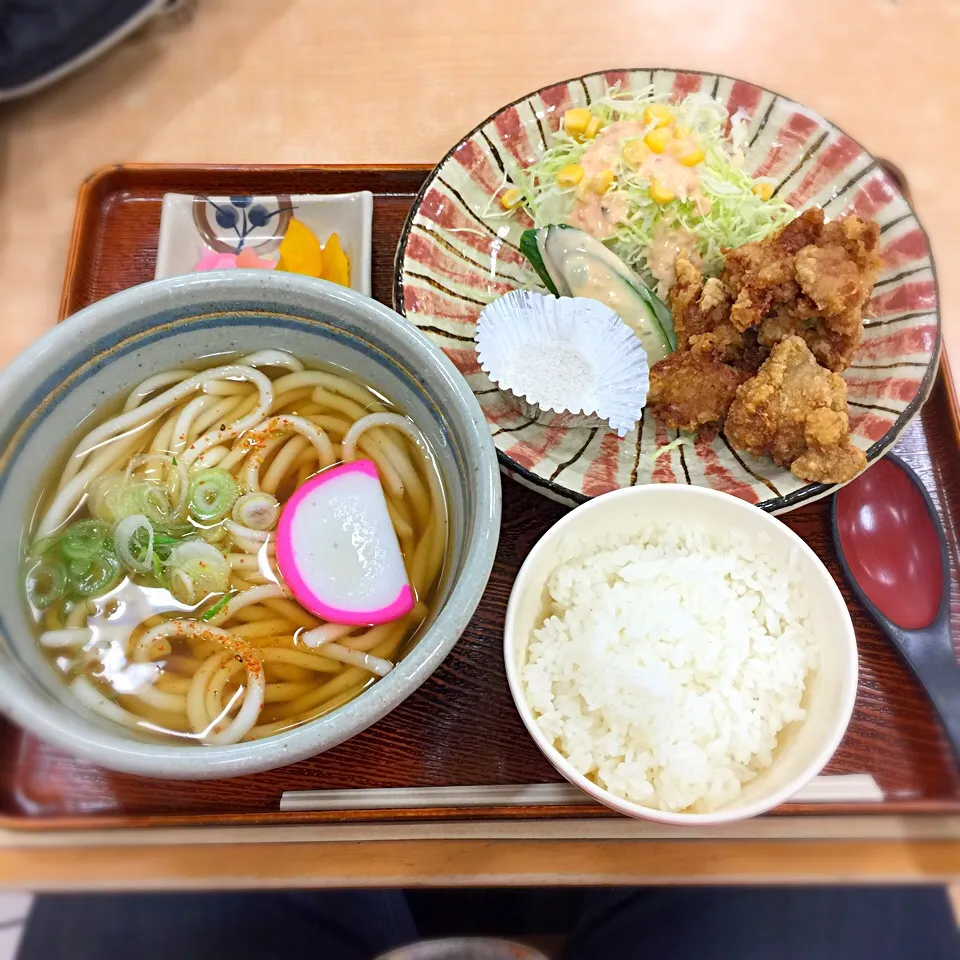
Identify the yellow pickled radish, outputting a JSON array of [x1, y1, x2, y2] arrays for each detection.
[[322, 232, 350, 287], [277, 219, 324, 277]]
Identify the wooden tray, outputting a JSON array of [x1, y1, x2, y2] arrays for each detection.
[[0, 163, 956, 831]]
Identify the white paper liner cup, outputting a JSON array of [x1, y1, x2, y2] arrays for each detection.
[[475, 290, 650, 437]]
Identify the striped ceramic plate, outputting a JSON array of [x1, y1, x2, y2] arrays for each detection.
[[394, 69, 940, 511]]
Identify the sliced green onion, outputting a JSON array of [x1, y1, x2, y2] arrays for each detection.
[[232, 492, 280, 531], [28, 537, 57, 558], [199, 590, 237, 622], [58, 519, 114, 563], [153, 522, 195, 540], [200, 523, 229, 546], [114, 514, 155, 574], [152, 536, 181, 547], [187, 468, 238, 523], [25, 558, 67, 610], [88, 474, 172, 524], [139, 484, 171, 523], [170, 568, 194, 603], [163, 540, 230, 604], [66, 553, 121, 598]]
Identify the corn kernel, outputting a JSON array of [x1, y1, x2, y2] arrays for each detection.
[[556, 164, 585, 187], [644, 104, 673, 129], [563, 107, 591, 137], [575, 180, 592, 202], [678, 147, 705, 167], [622, 139, 649, 167], [584, 116, 602, 139], [591, 169, 615, 194], [649, 178, 675, 204], [753, 182, 774, 201], [644, 127, 672, 154], [500, 188, 523, 210], [674, 124, 692, 138]]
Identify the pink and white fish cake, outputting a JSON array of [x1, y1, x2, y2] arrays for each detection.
[[275, 460, 415, 625]]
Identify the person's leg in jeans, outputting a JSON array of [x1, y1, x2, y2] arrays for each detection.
[[16, 889, 417, 960], [562, 886, 960, 960]]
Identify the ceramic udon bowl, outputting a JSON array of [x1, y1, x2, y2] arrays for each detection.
[[395, 68, 940, 513], [0, 271, 501, 779]]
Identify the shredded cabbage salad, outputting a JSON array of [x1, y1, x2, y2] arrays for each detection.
[[505, 85, 794, 287]]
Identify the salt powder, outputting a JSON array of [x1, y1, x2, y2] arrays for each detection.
[[500, 340, 597, 412]]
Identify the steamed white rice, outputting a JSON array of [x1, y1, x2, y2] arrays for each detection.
[[521, 524, 817, 814]]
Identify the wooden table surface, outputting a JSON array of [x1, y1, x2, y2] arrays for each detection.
[[0, 0, 959, 887]]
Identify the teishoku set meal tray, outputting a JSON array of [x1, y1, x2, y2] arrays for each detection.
[[0, 163, 956, 833]]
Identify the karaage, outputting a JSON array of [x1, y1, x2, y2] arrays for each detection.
[[727, 207, 883, 371], [647, 349, 747, 433], [645, 207, 880, 484], [724, 336, 867, 484]]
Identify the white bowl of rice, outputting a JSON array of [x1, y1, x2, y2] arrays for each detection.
[[504, 486, 858, 824]]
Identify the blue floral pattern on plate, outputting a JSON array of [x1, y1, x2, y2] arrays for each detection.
[[192, 195, 295, 254]]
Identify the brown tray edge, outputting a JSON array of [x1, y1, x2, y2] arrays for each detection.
[[7, 801, 960, 834]]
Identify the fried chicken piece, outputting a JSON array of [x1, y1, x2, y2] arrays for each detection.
[[722, 208, 826, 332], [667, 253, 767, 371], [725, 336, 866, 484], [670, 254, 732, 344], [690, 326, 769, 375], [732, 328, 770, 377], [792, 443, 869, 484], [758, 309, 863, 373], [795, 245, 868, 315], [820, 213, 884, 280], [721, 210, 881, 372], [647, 349, 747, 433]]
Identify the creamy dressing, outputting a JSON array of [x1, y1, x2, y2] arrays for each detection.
[[577, 121, 646, 175], [648, 224, 700, 293], [569, 122, 644, 239], [569, 191, 627, 240], [638, 152, 709, 214]]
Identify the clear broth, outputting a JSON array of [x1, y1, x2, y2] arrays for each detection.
[[23, 353, 448, 744]]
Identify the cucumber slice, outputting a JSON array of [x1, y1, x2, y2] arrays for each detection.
[[524, 225, 675, 364], [519, 228, 559, 296]]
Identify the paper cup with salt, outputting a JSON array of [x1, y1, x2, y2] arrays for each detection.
[[475, 291, 650, 437]]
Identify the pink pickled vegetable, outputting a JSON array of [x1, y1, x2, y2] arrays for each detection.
[[235, 248, 276, 269], [193, 249, 277, 272], [275, 460, 414, 625], [193, 252, 238, 271]]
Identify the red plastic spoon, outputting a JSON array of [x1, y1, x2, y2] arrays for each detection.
[[831, 454, 960, 762]]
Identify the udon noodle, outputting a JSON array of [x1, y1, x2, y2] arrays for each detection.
[[21, 350, 447, 744]]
